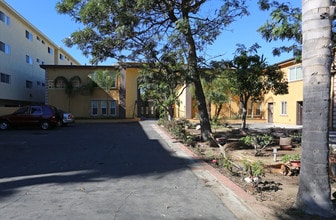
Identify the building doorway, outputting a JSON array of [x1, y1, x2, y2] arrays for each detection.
[[268, 103, 274, 123], [296, 101, 303, 125]]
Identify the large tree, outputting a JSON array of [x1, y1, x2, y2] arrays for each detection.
[[296, 0, 336, 216], [138, 52, 186, 121], [212, 44, 288, 130], [56, 0, 249, 140], [258, 0, 336, 216]]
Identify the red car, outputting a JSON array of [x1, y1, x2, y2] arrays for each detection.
[[0, 105, 62, 130]]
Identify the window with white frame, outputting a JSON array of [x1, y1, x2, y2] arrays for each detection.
[[0, 41, 10, 54], [109, 100, 117, 116], [288, 66, 302, 82], [280, 101, 288, 115], [48, 80, 54, 88], [101, 100, 107, 116], [0, 11, 10, 25], [25, 30, 33, 41], [91, 100, 98, 116]]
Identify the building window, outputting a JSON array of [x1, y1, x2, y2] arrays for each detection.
[[26, 80, 33, 89], [0, 72, 10, 84], [54, 77, 67, 88], [280, 101, 287, 115], [109, 100, 117, 116], [0, 41, 10, 54], [36, 36, 40, 41], [288, 66, 302, 82], [48, 47, 53, 55], [101, 101, 107, 116], [48, 80, 54, 88], [25, 30, 33, 41], [36, 58, 40, 63], [42, 40, 45, 44], [26, 55, 33, 64], [60, 54, 64, 60], [247, 102, 262, 117], [36, 81, 41, 86], [91, 101, 98, 116], [0, 11, 10, 25], [110, 74, 116, 88]]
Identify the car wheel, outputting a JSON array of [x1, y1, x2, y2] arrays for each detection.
[[41, 121, 50, 130], [0, 120, 9, 130]]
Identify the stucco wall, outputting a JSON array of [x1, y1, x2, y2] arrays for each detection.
[[45, 66, 123, 118], [124, 68, 140, 118]]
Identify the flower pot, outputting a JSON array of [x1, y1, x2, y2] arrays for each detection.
[[279, 137, 292, 145], [280, 145, 292, 150], [279, 137, 292, 150], [290, 160, 301, 168]]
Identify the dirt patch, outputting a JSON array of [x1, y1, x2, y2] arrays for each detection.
[[173, 125, 336, 219]]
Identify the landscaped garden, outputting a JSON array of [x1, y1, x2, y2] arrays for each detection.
[[159, 119, 336, 218]]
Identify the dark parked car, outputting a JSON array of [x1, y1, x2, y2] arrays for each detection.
[[0, 105, 62, 130]]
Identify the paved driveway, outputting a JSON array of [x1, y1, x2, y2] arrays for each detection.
[[0, 121, 241, 220]]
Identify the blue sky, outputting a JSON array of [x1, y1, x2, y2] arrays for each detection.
[[4, 0, 301, 65]]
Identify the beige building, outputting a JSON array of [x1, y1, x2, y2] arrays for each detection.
[[176, 59, 306, 126], [263, 59, 303, 125], [42, 63, 145, 119], [0, 0, 79, 106]]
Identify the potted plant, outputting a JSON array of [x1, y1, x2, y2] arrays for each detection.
[[281, 153, 301, 168], [279, 136, 292, 150]]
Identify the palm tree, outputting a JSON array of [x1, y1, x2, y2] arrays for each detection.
[[295, 0, 336, 216], [54, 75, 81, 111]]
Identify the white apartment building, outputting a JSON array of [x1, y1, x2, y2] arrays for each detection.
[[0, 0, 80, 106]]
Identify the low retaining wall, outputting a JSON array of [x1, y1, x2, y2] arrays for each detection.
[[0, 107, 19, 116]]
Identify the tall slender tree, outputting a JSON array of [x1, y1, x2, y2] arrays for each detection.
[[56, 0, 249, 140], [258, 0, 336, 216], [296, 0, 336, 216]]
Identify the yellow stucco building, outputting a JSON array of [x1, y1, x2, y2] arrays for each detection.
[[41, 63, 143, 119], [176, 59, 307, 126]]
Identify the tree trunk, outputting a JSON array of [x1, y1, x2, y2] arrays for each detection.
[[240, 98, 247, 130], [193, 77, 212, 140], [184, 16, 212, 141], [295, 0, 336, 217], [215, 104, 223, 121]]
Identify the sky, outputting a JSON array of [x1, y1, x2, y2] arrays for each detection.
[[3, 0, 301, 66]]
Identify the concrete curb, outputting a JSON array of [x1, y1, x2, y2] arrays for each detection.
[[154, 124, 278, 220]]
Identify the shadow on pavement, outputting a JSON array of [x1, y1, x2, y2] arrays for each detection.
[[0, 121, 196, 198]]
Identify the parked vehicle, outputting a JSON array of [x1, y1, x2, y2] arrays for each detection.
[[58, 109, 75, 126], [0, 105, 62, 130]]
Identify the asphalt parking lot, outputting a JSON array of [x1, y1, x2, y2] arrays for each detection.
[[0, 121, 249, 220]]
